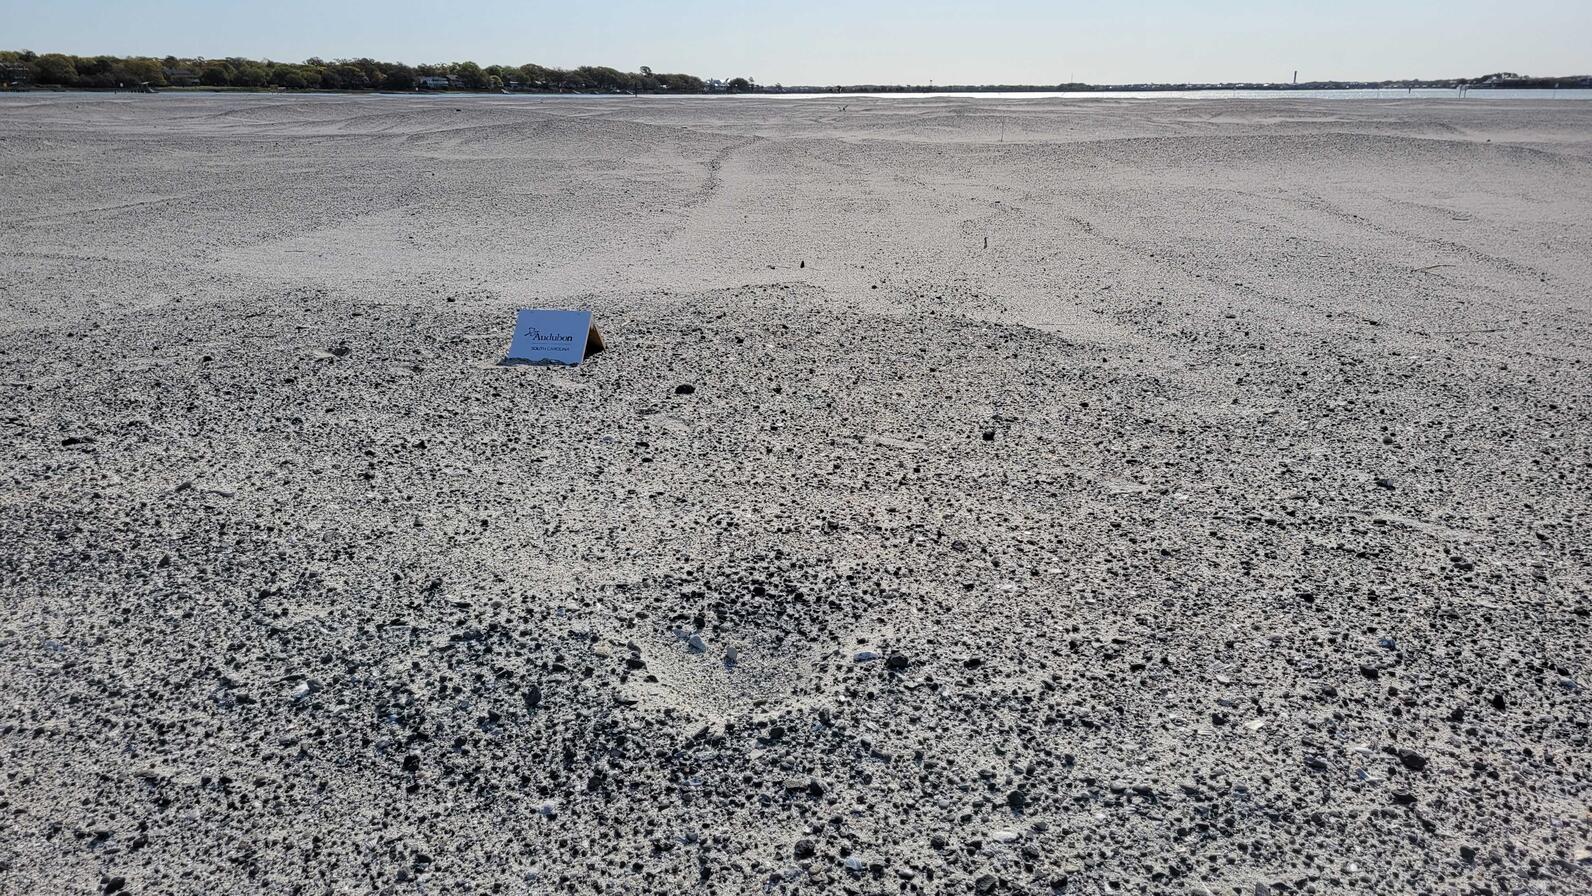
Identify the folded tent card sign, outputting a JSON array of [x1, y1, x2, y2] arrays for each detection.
[[501, 309, 606, 366]]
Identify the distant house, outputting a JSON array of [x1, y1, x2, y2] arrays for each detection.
[[0, 62, 31, 87], [418, 75, 451, 90], [164, 68, 198, 87]]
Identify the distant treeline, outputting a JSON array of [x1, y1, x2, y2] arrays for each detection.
[[778, 72, 1592, 94], [0, 50, 740, 93], [3, 52, 1584, 95]]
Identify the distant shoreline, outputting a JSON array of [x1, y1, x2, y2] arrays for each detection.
[[2, 51, 1586, 96], [7, 85, 1591, 100], [775, 76, 1592, 94]]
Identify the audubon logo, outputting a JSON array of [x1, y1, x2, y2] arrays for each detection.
[[520, 327, 574, 343]]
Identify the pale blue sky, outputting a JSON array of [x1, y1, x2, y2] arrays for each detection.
[[4, 0, 1588, 85]]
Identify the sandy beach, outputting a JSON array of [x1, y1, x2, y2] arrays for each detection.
[[1, 92, 1589, 895]]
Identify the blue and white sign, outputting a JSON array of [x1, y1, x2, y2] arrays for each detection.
[[504, 309, 592, 365]]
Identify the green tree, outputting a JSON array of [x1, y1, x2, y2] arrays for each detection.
[[350, 58, 383, 84], [577, 65, 627, 91], [233, 63, 269, 87], [75, 56, 119, 87], [518, 63, 552, 87], [382, 64, 417, 90], [657, 73, 704, 93], [33, 53, 78, 85], [126, 58, 166, 85], [329, 63, 369, 89], [728, 77, 752, 93], [200, 64, 231, 87], [451, 61, 487, 89]]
